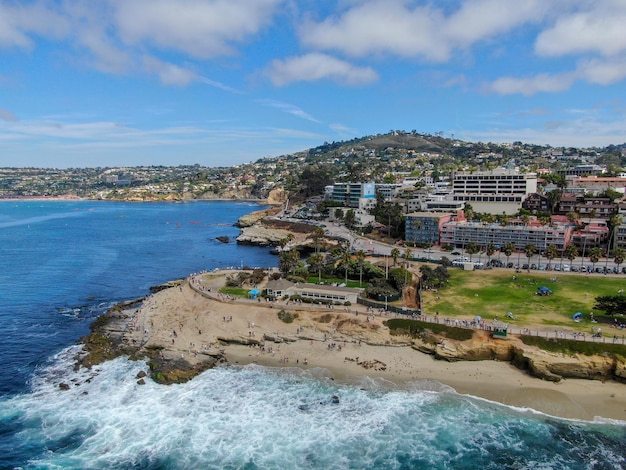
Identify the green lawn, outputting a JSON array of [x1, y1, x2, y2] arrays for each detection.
[[306, 276, 365, 288], [422, 269, 626, 329], [219, 287, 250, 297]]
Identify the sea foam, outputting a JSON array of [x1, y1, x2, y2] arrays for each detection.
[[1, 350, 624, 469]]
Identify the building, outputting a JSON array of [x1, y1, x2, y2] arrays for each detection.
[[405, 212, 458, 246], [451, 169, 537, 214], [568, 176, 626, 196], [557, 165, 605, 177], [264, 279, 363, 304], [264, 279, 296, 298], [439, 220, 573, 252], [328, 182, 376, 208], [522, 193, 551, 213], [570, 220, 610, 251], [576, 198, 618, 219], [615, 224, 626, 251]]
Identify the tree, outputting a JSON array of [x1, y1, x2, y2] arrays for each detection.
[[463, 203, 474, 221], [356, 249, 366, 286], [545, 245, 559, 268], [309, 226, 324, 253], [307, 253, 325, 282], [279, 249, 300, 275], [594, 294, 626, 316], [344, 209, 356, 229], [589, 247, 602, 271], [390, 248, 401, 266], [334, 208, 344, 222], [485, 243, 496, 265], [403, 247, 413, 268], [298, 164, 333, 197], [566, 211, 579, 225], [433, 265, 450, 288], [564, 244, 578, 265], [614, 248, 625, 273], [503, 242, 515, 266], [524, 243, 537, 272], [339, 251, 352, 284], [607, 214, 622, 254], [466, 242, 479, 261], [419, 265, 436, 289], [390, 267, 412, 291]]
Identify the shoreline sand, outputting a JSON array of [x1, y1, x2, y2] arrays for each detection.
[[111, 272, 626, 423]]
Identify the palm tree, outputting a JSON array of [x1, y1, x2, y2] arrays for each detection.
[[485, 243, 496, 266], [524, 243, 537, 272], [564, 244, 579, 267], [466, 242, 479, 261], [309, 226, 324, 253], [503, 242, 515, 267], [403, 247, 413, 268], [545, 245, 559, 269], [279, 249, 300, 275], [390, 247, 401, 266], [339, 251, 352, 284], [589, 247, 602, 272], [608, 214, 622, 255], [613, 248, 625, 274], [356, 249, 366, 287], [307, 253, 325, 283]]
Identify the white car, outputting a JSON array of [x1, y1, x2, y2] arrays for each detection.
[[424, 249, 434, 253]]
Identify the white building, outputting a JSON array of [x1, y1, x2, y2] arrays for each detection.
[[451, 169, 537, 215]]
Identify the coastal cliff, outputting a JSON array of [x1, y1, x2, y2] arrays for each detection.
[[77, 275, 626, 388], [411, 332, 626, 383]]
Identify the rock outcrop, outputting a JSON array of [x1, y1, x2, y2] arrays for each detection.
[[411, 331, 625, 383]]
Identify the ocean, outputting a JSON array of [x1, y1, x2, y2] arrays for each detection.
[[0, 201, 624, 469]]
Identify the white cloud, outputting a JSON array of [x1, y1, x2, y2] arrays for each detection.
[[535, 4, 626, 58], [577, 57, 626, 86], [112, 0, 283, 58], [266, 53, 378, 86], [444, 0, 550, 50], [299, 0, 552, 61], [255, 99, 319, 123], [142, 56, 198, 85], [0, 2, 69, 49], [299, 1, 448, 60], [487, 72, 576, 95]]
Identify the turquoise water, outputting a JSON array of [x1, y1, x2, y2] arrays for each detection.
[[0, 201, 625, 469]]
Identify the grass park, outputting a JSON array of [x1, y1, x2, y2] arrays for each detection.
[[420, 267, 626, 331]]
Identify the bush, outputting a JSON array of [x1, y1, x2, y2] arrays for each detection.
[[384, 318, 474, 341], [520, 335, 626, 357], [278, 309, 298, 323]]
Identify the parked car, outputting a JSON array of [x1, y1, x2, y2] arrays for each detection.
[[506, 262, 514, 268]]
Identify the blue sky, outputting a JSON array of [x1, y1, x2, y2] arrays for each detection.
[[1, 0, 626, 168]]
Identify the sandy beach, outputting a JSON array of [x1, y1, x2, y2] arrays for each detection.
[[119, 271, 626, 423]]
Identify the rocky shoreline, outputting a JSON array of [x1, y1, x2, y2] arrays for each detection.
[[77, 274, 626, 387]]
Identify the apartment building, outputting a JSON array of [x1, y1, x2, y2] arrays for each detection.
[[451, 169, 537, 214], [328, 182, 376, 208], [405, 212, 458, 246], [439, 220, 573, 252]]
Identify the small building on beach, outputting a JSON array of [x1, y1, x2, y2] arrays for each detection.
[[264, 279, 363, 304]]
